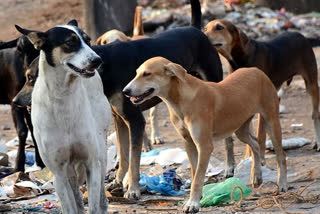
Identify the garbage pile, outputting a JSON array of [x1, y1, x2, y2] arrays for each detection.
[[141, 0, 320, 41]]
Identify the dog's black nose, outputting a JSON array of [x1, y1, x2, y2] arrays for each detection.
[[90, 57, 103, 68], [123, 88, 131, 97]]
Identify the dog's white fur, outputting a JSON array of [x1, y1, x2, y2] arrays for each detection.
[[31, 25, 111, 214]]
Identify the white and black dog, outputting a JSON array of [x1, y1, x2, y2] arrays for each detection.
[[15, 20, 111, 214]]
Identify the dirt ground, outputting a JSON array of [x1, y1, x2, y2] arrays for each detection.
[[1, 0, 320, 213]]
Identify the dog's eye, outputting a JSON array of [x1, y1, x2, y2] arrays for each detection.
[[143, 72, 151, 77], [27, 74, 33, 81], [215, 24, 224, 31], [66, 35, 78, 46]]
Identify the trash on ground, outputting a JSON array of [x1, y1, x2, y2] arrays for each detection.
[[139, 169, 184, 196], [200, 177, 252, 207], [265, 137, 311, 150]]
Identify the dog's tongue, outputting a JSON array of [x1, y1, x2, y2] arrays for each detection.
[[130, 96, 143, 103]]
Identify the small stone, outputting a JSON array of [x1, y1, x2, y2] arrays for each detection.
[[2, 124, 10, 130]]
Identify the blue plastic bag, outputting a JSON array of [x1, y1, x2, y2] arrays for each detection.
[[139, 169, 184, 196]]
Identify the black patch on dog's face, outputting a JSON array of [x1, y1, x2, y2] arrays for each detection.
[[40, 27, 91, 67]]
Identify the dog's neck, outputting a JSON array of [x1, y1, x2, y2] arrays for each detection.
[[229, 38, 256, 70], [38, 51, 81, 98], [159, 76, 199, 120]]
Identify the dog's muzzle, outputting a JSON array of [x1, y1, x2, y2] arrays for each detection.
[[123, 88, 155, 104], [67, 57, 103, 78]]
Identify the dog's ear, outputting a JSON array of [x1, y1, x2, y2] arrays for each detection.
[[164, 63, 187, 81], [238, 28, 248, 47], [67, 19, 78, 27], [15, 25, 47, 50]]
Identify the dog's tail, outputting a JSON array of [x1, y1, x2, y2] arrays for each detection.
[[307, 38, 320, 47], [190, 0, 201, 29], [0, 38, 18, 50], [133, 6, 144, 37]]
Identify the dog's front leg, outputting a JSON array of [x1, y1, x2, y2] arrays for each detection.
[[106, 113, 129, 191], [24, 112, 45, 168], [224, 136, 235, 178], [149, 106, 164, 144], [123, 103, 145, 200], [11, 104, 28, 172], [171, 115, 197, 179], [54, 167, 85, 214], [183, 123, 213, 213], [86, 158, 108, 214]]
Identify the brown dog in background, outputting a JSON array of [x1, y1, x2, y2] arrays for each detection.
[[123, 57, 287, 213], [96, 6, 164, 150], [204, 19, 320, 172]]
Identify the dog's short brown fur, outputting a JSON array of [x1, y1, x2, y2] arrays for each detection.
[[96, 6, 147, 45], [204, 19, 320, 165], [123, 57, 287, 213]]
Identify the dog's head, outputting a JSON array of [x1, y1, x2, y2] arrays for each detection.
[[0, 36, 39, 69], [12, 57, 39, 109], [96, 29, 130, 45], [204, 19, 248, 60], [15, 20, 102, 78], [123, 57, 187, 105]]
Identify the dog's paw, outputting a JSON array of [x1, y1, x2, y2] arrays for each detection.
[[278, 182, 288, 192], [251, 174, 263, 188], [151, 136, 164, 145], [224, 166, 234, 178], [312, 142, 320, 152], [142, 139, 152, 152], [106, 180, 122, 191], [124, 186, 141, 200], [183, 199, 200, 213]]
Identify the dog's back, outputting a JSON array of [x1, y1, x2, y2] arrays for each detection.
[[95, 26, 222, 98]]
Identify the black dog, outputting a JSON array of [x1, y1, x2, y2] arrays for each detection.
[[92, 0, 223, 199], [0, 36, 43, 172]]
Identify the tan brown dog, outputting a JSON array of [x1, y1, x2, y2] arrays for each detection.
[[204, 19, 320, 166], [96, 6, 147, 45], [123, 57, 287, 213]]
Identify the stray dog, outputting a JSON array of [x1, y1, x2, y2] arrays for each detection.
[[204, 19, 320, 170], [0, 36, 41, 172], [96, 6, 147, 45], [123, 57, 287, 213], [16, 20, 110, 213], [96, 6, 163, 147], [12, 57, 45, 170], [92, 0, 223, 199]]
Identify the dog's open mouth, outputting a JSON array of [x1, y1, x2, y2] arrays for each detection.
[[130, 88, 155, 104], [67, 63, 95, 77]]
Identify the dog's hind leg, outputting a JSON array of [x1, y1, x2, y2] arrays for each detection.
[[262, 113, 287, 192], [150, 106, 164, 145], [303, 76, 320, 151], [11, 105, 28, 172], [106, 113, 129, 191], [244, 114, 267, 165], [224, 136, 235, 178], [235, 119, 262, 188]]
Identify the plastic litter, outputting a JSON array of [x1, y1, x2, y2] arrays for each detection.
[[139, 169, 184, 196], [200, 177, 252, 207], [265, 137, 311, 150], [25, 151, 35, 166]]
